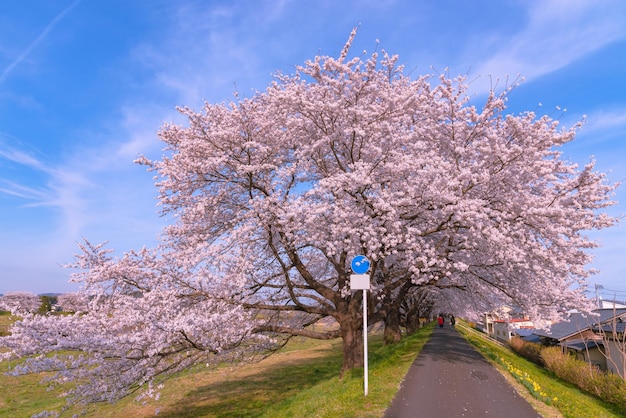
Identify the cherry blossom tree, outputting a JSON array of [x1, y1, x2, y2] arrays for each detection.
[[1, 241, 270, 412], [0, 291, 42, 315], [57, 292, 90, 313], [400, 286, 437, 334], [138, 28, 616, 371], [1, 29, 619, 411]]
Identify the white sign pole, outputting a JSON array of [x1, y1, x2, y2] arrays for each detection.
[[363, 288, 368, 396], [350, 255, 371, 397]]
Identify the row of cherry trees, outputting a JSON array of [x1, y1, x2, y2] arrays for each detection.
[[0, 292, 43, 315], [0, 292, 89, 315], [0, 30, 618, 413]]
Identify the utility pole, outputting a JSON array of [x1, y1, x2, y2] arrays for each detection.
[[595, 284, 604, 308]]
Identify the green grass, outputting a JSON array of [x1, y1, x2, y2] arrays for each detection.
[[0, 315, 67, 416], [0, 358, 67, 417], [0, 311, 13, 336], [257, 328, 433, 418], [99, 326, 433, 418], [456, 322, 626, 418]]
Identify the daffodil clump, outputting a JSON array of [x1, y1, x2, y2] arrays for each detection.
[[498, 356, 557, 405]]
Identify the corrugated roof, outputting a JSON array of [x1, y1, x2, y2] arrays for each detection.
[[533, 309, 626, 341]]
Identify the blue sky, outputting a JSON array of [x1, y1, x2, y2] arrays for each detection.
[[1, 0, 625, 298]]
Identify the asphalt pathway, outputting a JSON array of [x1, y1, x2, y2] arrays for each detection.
[[384, 325, 542, 418]]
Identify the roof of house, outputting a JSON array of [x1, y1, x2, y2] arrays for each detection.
[[533, 309, 626, 341], [514, 328, 541, 343], [594, 321, 626, 334], [493, 318, 533, 323], [562, 339, 604, 352]]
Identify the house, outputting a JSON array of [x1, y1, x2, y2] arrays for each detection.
[[533, 308, 626, 377], [593, 314, 626, 378], [483, 305, 517, 334], [482, 306, 534, 343], [598, 299, 626, 309], [492, 318, 535, 343]]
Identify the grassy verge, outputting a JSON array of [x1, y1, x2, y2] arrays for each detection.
[[456, 322, 625, 418], [0, 358, 67, 416], [1, 325, 432, 417], [258, 326, 433, 418], [0, 311, 13, 336]]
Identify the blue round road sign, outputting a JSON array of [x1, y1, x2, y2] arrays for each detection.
[[351, 255, 370, 274]]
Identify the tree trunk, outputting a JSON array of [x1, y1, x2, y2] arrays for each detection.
[[405, 313, 421, 335], [383, 310, 403, 344], [337, 310, 364, 376]]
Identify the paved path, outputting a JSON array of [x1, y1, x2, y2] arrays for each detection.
[[384, 325, 542, 418]]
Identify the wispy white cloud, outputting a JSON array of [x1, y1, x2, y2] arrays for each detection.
[[0, 179, 48, 201], [0, 0, 80, 86], [582, 108, 626, 137], [0, 139, 86, 211], [0, 143, 46, 170], [128, 2, 315, 108], [467, 0, 626, 92], [0, 137, 53, 203], [1, 124, 161, 258], [564, 106, 626, 163], [114, 105, 168, 161]]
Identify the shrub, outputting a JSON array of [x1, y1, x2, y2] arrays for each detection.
[[541, 346, 626, 411], [509, 337, 544, 366], [588, 371, 626, 411]]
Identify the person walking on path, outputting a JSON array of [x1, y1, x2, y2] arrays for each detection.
[[384, 325, 542, 418], [437, 315, 444, 328]]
